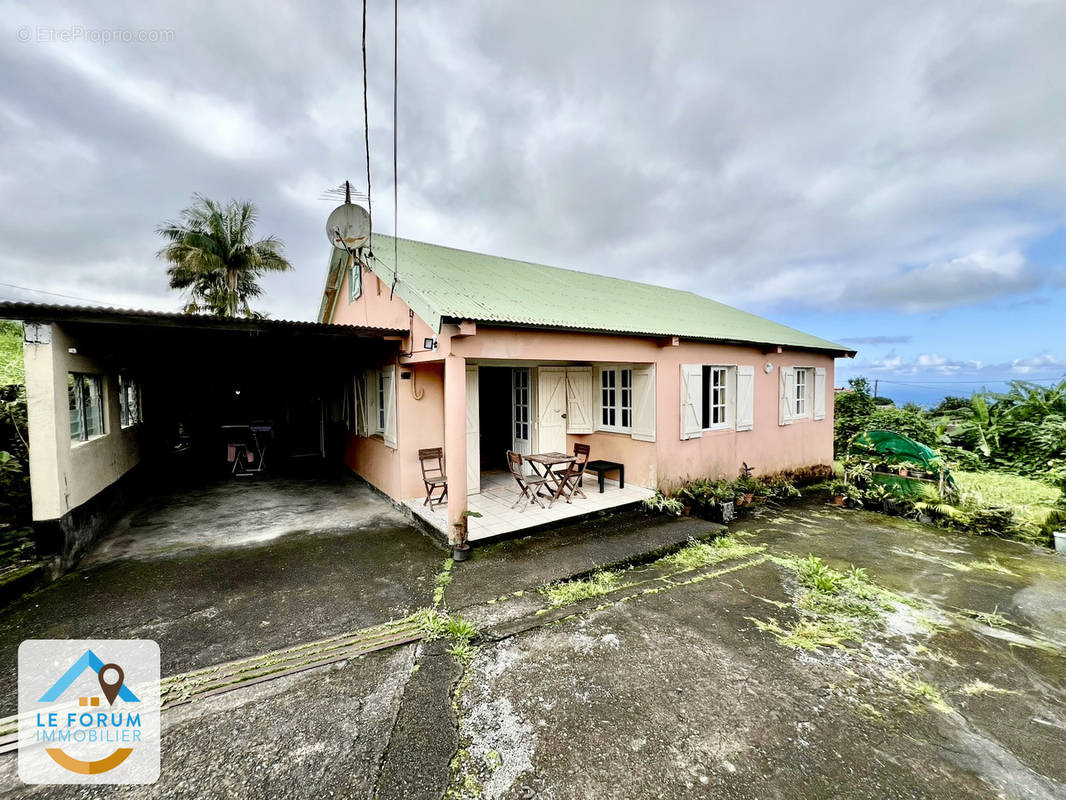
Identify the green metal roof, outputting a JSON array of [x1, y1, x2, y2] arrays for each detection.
[[326, 235, 855, 356]]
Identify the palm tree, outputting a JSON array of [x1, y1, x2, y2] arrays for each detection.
[[157, 195, 292, 318]]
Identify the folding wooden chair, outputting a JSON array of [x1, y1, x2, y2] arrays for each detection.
[[507, 451, 551, 511], [418, 447, 448, 507], [550, 443, 590, 507]]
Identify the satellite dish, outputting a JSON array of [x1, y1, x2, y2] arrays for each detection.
[[326, 202, 370, 252]]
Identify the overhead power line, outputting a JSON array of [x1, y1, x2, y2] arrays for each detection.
[[0, 282, 120, 307]]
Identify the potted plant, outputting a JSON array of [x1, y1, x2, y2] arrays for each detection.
[[864, 483, 892, 514], [451, 510, 481, 562], [712, 481, 736, 523], [843, 484, 865, 509], [829, 480, 848, 507]]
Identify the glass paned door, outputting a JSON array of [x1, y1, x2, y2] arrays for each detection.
[[511, 368, 531, 461]]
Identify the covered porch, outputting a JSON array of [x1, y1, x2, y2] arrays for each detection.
[[400, 355, 656, 542], [404, 470, 654, 542]]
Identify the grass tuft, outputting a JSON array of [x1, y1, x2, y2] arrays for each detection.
[[890, 672, 953, 713], [541, 569, 632, 607], [960, 680, 1016, 697], [655, 535, 765, 572]]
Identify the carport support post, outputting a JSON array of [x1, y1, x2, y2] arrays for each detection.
[[443, 355, 468, 537]]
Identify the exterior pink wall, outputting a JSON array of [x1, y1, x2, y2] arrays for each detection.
[[328, 268, 841, 509], [398, 361, 446, 499], [451, 328, 836, 486], [342, 360, 445, 500], [344, 433, 400, 498], [332, 269, 437, 347], [567, 432, 657, 489]]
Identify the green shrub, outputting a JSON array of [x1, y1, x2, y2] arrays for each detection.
[[643, 492, 684, 517]]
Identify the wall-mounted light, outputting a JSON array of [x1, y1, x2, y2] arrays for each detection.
[[67, 347, 78, 355], [764, 363, 774, 374], [400, 371, 412, 380], [423, 337, 437, 351]]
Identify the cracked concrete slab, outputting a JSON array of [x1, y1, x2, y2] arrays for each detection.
[[445, 501, 1066, 799], [3, 498, 1065, 798], [1, 644, 418, 800], [374, 640, 462, 800]]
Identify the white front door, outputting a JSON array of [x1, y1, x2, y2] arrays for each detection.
[[466, 366, 480, 495], [536, 367, 567, 454]]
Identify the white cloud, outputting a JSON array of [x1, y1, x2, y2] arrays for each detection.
[[852, 350, 1065, 382], [0, 0, 1065, 324]]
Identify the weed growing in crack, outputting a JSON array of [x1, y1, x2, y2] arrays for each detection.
[[749, 555, 922, 653], [654, 535, 765, 572], [541, 568, 632, 607], [966, 606, 1010, 628], [960, 680, 1017, 696], [447, 639, 478, 665], [446, 614, 479, 643], [434, 558, 454, 608], [748, 616, 863, 651], [966, 556, 1014, 575], [889, 671, 953, 714]]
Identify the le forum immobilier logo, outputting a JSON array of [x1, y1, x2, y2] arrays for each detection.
[[18, 640, 160, 784]]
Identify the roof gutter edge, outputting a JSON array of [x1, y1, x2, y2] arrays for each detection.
[[438, 317, 857, 358]]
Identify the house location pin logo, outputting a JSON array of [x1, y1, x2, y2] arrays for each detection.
[[98, 663, 125, 705]]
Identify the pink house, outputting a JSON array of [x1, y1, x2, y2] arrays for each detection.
[[320, 235, 855, 541]]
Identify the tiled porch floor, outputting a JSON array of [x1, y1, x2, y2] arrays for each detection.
[[404, 470, 655, 541]]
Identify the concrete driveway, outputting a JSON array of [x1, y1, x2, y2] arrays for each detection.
[[449, 501, 1066, 799], [3, 496, 1065, 798], [0, 473, 446, 714]]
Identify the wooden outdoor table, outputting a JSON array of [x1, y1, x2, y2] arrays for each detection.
[[524, 452, 576, 503]]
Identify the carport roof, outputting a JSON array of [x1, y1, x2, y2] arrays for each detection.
[[0, 301, 405, 338]]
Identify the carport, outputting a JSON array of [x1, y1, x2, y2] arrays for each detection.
[[0, 301, 403, 568]]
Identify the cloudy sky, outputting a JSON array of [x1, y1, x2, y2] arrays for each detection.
[[1, 0, 1064, 403]]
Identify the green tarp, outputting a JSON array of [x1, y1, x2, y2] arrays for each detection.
[[849, 429, 957, 494]]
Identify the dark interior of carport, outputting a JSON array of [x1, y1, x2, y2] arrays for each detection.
[[57, 311, 401, 480]]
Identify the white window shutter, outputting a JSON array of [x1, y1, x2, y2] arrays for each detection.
[[814, 367, 827, 421], [631, 365, 656, 442], [355, 375, 367, 436], [365, 370, 380, 435], [565, 367, 594, 434], [735, 365, 755, 432], [779, 366, 794, 426], [680, 364, 703, 440], [382, 365, 397, 448]]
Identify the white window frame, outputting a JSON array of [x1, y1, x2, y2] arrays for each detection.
[[118, 374, 141, 428], [682, 363, 753, 439], [701, 365, 731, 430], [376, 369, 387, 434], [597, 365, 633, 434], [793, 367, 811, 420], [69, 372, 106, 442]]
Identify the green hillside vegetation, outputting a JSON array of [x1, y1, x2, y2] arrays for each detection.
[[835, 377, 1066, 546], [0, 321, 30, 525]]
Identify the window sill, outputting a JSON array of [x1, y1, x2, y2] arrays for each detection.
[[593, 427, 633, 437], [72, 433, 108, 448]]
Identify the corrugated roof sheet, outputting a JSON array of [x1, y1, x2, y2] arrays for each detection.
[[361, 235, 854, 355], [0, 301, 404, 337]]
